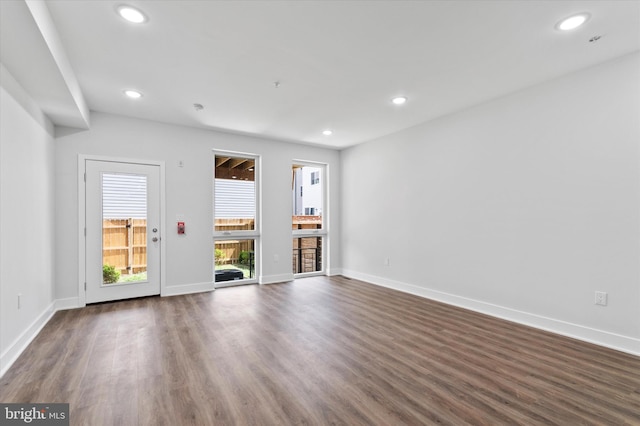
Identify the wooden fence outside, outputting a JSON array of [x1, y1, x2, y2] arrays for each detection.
[[292, 215, 322, 231], [215, 240, 254, 264], [215, 218, 255, 264], [102, 218, 147, 275]]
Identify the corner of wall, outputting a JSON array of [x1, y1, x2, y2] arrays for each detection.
[[54, 297, 80, 311]]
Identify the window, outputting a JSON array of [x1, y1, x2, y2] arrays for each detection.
[[292, 163, 326, 275], [292, 236, 322, 275], [214, 153, 259, 286]]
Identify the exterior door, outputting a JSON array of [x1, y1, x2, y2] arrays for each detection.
[[85, 160, 161, 303]]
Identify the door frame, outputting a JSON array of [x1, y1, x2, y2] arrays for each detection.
[[78, 154, 166, 307]]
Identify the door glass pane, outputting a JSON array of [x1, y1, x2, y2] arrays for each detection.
[[102, 173, 147, 284], [215, 239, 255, 282], [293, 237, 322, 274], [292, 165, 322, 230], [215, 156, 255, 232]]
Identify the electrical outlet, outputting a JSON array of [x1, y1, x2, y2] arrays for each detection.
[[595, 291, 608, 306]]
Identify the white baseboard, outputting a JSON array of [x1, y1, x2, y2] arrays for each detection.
[[0, 302, 56, 378], [341, 269, 640, 357], [54, 297, 80, 311], [327, 268, 343, 276], [163, 281, 214, 297], [259, 273, 294, 285]]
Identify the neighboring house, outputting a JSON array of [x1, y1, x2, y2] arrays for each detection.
[[292, 166, 322, 216]]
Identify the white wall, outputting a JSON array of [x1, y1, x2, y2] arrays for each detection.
[[0, 64, 56, 374], [341, 52, 640, 354], [54, 112, 341, 300]]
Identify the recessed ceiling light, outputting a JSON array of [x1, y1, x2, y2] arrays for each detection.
[[124, 90, 143, 99], [392, 96, 408, 105], [556, 13, 590, 31], [322, 130, 333, 136], [117, 5, 148, 24]]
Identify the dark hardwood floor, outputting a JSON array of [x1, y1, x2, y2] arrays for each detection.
[[1, 276, 639, 425]]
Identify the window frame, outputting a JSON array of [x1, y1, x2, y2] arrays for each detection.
[[213, 150, 260, 285], [292, 160, 327, 277]]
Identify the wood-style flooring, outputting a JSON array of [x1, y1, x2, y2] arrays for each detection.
[[1, 276, 639, 425]]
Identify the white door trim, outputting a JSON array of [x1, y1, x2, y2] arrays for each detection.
[[78, 154, 166, 307]]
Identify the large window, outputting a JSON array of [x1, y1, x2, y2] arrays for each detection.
[[292, 162, 326, 275], [214, 153, 259, 286]]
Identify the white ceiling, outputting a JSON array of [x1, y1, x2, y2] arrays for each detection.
[[2, 1, 639, 148]]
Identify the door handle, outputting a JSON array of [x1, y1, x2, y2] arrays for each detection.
[[152, 237, 159, 242]]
